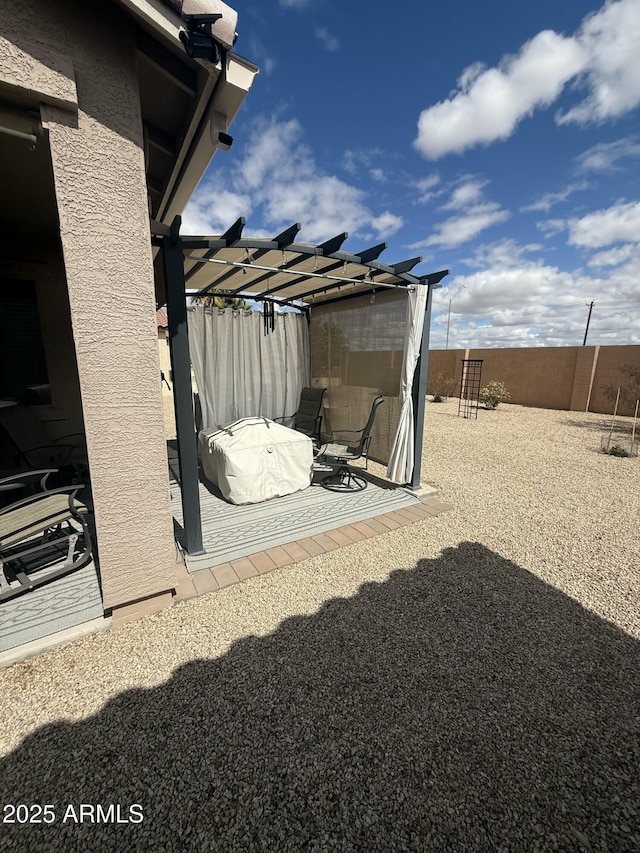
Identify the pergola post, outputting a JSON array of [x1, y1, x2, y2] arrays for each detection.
[[162, 215, 204, 555], [409, 282, 435, 490]]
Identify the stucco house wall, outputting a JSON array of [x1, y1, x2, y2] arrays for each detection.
[[1, 0, 179, 608]]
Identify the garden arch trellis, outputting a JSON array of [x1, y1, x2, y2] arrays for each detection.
[[153, 216, 448, 555]]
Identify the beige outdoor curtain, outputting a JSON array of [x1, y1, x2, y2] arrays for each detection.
[[188, 307, 310, 430], [386, 284, 428, 484], [310, 291, 408, 465]]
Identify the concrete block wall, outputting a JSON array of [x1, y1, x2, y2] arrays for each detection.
[[427, 345, 640, 416]]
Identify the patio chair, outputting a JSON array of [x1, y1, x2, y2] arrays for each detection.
[[0, 402, 87, 483], [316, 395, 384, 491], [0, 469, 93, 603], [274, 387, 326, 445]]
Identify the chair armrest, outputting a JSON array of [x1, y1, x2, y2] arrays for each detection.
[[0, 469, 57, 490], [0, 484, 85, 518]]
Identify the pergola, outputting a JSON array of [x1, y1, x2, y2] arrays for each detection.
[[153, 216, 448, 555]]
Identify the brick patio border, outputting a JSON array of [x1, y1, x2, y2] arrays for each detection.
[[173, 495, 452, 603]]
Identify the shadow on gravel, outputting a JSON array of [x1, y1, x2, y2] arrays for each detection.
[[2, 543, 639, 852], [563, 417, 633, 434]]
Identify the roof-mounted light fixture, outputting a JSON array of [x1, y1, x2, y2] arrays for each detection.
[[179, 13, 223, 61]]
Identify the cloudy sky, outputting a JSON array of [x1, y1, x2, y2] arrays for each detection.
[[183, 0, 640, 348]]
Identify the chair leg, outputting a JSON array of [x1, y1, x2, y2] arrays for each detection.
[[321, 465, 368, 492]]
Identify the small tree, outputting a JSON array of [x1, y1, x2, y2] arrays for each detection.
[[192, 294, 252, 311], [480, 380, 511, 409], [603, 364, 640, 409], [428, 371, 458, 402]]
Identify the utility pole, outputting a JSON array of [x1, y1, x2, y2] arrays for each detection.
[[583, 301, 594, 346]]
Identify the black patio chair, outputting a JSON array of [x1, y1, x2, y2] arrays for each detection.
[[0, 402, 88, 485], [0, 469, 93, 603], [317, 395, 384, 491], [274, 386, 327, 445]]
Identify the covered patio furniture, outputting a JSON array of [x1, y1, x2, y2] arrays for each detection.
[[274, 386, 326, 445], [0, 470, 93, 603], [317, 395, 385, 492], [199, 417, 314, 505]]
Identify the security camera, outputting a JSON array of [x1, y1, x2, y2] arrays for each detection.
[[217, 132, 233, 151]]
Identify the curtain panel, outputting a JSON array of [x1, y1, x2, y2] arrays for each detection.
[[188, 308, 310, 430], [386, 284, 428, 484]]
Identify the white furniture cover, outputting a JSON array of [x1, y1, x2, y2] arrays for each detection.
[[199, 417, 313, 505]]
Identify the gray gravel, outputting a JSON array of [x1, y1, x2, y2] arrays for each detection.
[[1, 402, 639, 852]]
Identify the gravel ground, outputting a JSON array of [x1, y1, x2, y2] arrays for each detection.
[[1, 402, 639, 852]]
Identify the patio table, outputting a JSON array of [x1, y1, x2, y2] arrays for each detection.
[[198, 417, 313, 505]]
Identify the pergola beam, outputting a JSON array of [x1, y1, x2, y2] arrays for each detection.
[[250, 242, 389, 299], [221, 217, 245, 245], [185, 222, 301, 287], [392, 257, 422, 275], [222, 235, 348, 296]]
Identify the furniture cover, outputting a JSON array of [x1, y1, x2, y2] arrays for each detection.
[[199, 417, 313, 505]]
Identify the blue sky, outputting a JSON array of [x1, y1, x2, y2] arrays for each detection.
[[183, 0, 640, 348]]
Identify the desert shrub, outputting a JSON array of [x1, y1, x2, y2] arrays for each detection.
[[480, 380, 511, 409], [602, 443, 630, 457], [428, 371, 458, 402]]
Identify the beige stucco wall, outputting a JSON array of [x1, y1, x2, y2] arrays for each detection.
[[1, 0, 179, 607], [590, 345, 640, 416], [428, 345, 640, 416]]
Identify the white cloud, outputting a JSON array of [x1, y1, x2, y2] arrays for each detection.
[[411, 181, 509, 249], [316, 27, 339, 51], [557, 0, 640, 125], [588, 243, 638, 266], [369, 168, 386, 182], [441, 179, 488, 210], [263, 175, 369, 241], [415, 29, 586, 158], [429, 248, 640, 348], [414, 0, 640, 159], [415, 173, 441, 203], [536, 218, 567, 237], [521, 181, 590, 212], [410, 203, 509, 249], [576, 136, 640, 172], [182, 188, 252, 234], [371, 212, 404, 237], [184, 118, 402, 244], [342, 147, 383, 175], [237, 119, 310, 191], [279, 0, 311, 8], [568, 200, 640, 247], [463, 238, 544, 269]]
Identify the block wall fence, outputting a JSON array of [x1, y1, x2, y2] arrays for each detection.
[[427, 345, 640, 417]]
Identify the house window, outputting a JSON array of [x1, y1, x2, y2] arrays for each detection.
[[0, 279, 51, 404]]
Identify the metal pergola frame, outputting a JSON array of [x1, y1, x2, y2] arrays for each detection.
[[153, 216, 448, 555]]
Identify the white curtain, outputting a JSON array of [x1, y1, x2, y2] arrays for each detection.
[[386, 285, 428, 484], [188, 307, 310, 430]]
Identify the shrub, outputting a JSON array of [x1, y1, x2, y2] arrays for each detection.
[[602, 443, 630, 457], [480, 380, 511, 409], [428, 371, 458, 402]]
